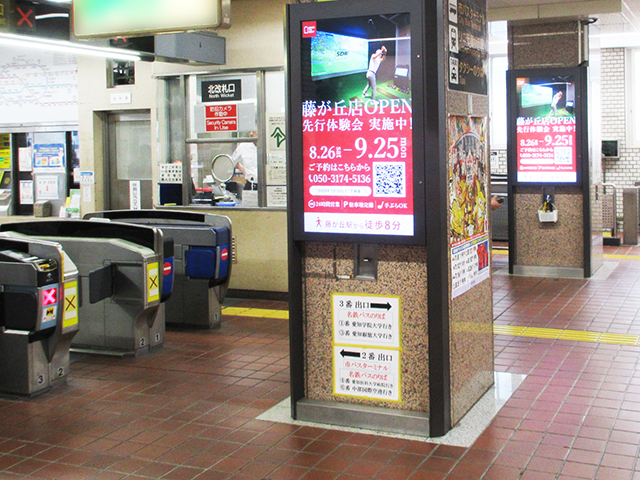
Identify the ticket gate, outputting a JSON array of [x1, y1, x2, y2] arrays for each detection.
[[85, 210, 232, 328], [0, 237, 79, 396], [0, 220, 173, 356]]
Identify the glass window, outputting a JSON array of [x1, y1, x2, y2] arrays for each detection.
[[628, 48, 640, 147], [160, 70, 286, 208], [489, 55, 508, 149]]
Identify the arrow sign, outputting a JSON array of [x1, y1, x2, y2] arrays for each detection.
[[371, 302, 392, 311], [340, 349, 360, 358]]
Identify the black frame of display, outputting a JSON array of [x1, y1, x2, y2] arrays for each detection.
[[506, 66, 588, 188], [287, 0, 426, 246]]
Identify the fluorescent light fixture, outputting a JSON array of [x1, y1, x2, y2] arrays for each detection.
[[35, 13, 70, 20], [0, 32, 142, 61]]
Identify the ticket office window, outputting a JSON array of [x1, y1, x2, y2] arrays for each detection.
[[161, 70, 285, 208]]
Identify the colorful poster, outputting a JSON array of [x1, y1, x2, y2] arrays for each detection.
[[0, 133, 10, 169], [300, 13, 414, 237], [515, 75, 577, 183], [33, 143, 65, 169], [448, 116, 490, 298]]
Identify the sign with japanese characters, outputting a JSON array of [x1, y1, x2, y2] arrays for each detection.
[[332, 293, 402, 402], [515, 75, 577, 183], [332, 293, 400, 348], [447, 0, 487, 94], [300, 12, 414, 237], [333, 346, 401, 402], [204, 104, 238, 132], [201, 79, 242, 102], [448, 116, 490, 298]]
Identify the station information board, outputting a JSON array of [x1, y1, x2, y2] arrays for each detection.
[[288, 0, 425, 244], [508, 68, 585, 186]]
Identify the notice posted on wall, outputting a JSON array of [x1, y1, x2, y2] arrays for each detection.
[[451, 233, 490, 298], [331, 293, 402, 402]]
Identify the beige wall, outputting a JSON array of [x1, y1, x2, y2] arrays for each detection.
[[77, 0, 290, 294]]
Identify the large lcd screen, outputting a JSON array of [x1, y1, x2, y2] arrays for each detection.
[[300, 13, 414, 237], [515, 75, 577, 183]]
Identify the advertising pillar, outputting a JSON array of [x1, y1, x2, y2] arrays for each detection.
[[287, 0, 493, 437]]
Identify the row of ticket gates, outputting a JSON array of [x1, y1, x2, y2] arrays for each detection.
[[0, 210, 232, 397]]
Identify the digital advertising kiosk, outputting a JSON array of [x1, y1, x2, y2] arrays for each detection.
[[287, 0, 494, 437], [506, 66, 597, 277]]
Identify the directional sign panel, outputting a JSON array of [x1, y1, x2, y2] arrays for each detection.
[[333, 346, 400, 402], [332, 293, 400, 348], [332, 293, 402, 402]]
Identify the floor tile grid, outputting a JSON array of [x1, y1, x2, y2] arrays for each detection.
[[2, 248, 640, 478]]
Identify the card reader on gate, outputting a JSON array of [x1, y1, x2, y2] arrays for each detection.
[[0, 249, 60, 332], [184, 226, 230, 284]]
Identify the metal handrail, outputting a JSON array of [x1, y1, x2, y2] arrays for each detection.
[[602, 183, 618, 238]]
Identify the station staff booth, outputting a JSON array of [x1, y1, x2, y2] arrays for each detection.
[[0, 236, 79, 396], [0, 220, 173, 356]]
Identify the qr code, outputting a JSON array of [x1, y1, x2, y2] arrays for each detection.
[[373, 162, 406, 197], [554, 147, 572, 165]]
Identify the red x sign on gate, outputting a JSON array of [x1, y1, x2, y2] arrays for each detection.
[[149, 275, 158, 289], [43, 287, 57, 306], [17, 7, 33, 28]]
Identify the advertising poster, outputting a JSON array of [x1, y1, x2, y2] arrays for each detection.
[[332, 293, 402, 402], [300, 13, 414, 236], [515, 75, 577, 183], [448, 116, 490, 298], [33, 143, 65, 169]]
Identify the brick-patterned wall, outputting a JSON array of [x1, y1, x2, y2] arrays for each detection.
[[490, 149, 507, 176], [600, 48, 640, 228]]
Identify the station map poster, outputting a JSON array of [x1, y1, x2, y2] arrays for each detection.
[[515, 74, 577, 183], [447, 0, 487, 94], [0, 47, 78, 126], [300, 13, 414, 237], [448, 116, 490, 298]]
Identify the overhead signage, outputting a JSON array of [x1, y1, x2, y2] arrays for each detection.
[[73, 0, 230, 38], [515, 75, 577, 183], [201, 79, 242, 102], [300, 12, 414, 237], [447, 0, 487, 94], [332, 293, 402, 402]]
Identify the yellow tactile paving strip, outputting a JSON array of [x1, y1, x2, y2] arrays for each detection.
[[222, 306, 289, 319], [493, 325, 640, 346], [223, 244, 640, 347], [492, 249, 640, 261], [222, 307, 640, 347]]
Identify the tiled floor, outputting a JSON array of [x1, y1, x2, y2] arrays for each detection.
[[3, 246, 640, 479]]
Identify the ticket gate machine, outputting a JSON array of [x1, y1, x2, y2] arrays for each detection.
[[0, 237, 79, 396], [85, 210, 232, 328], [0, 220, 173, 356]]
